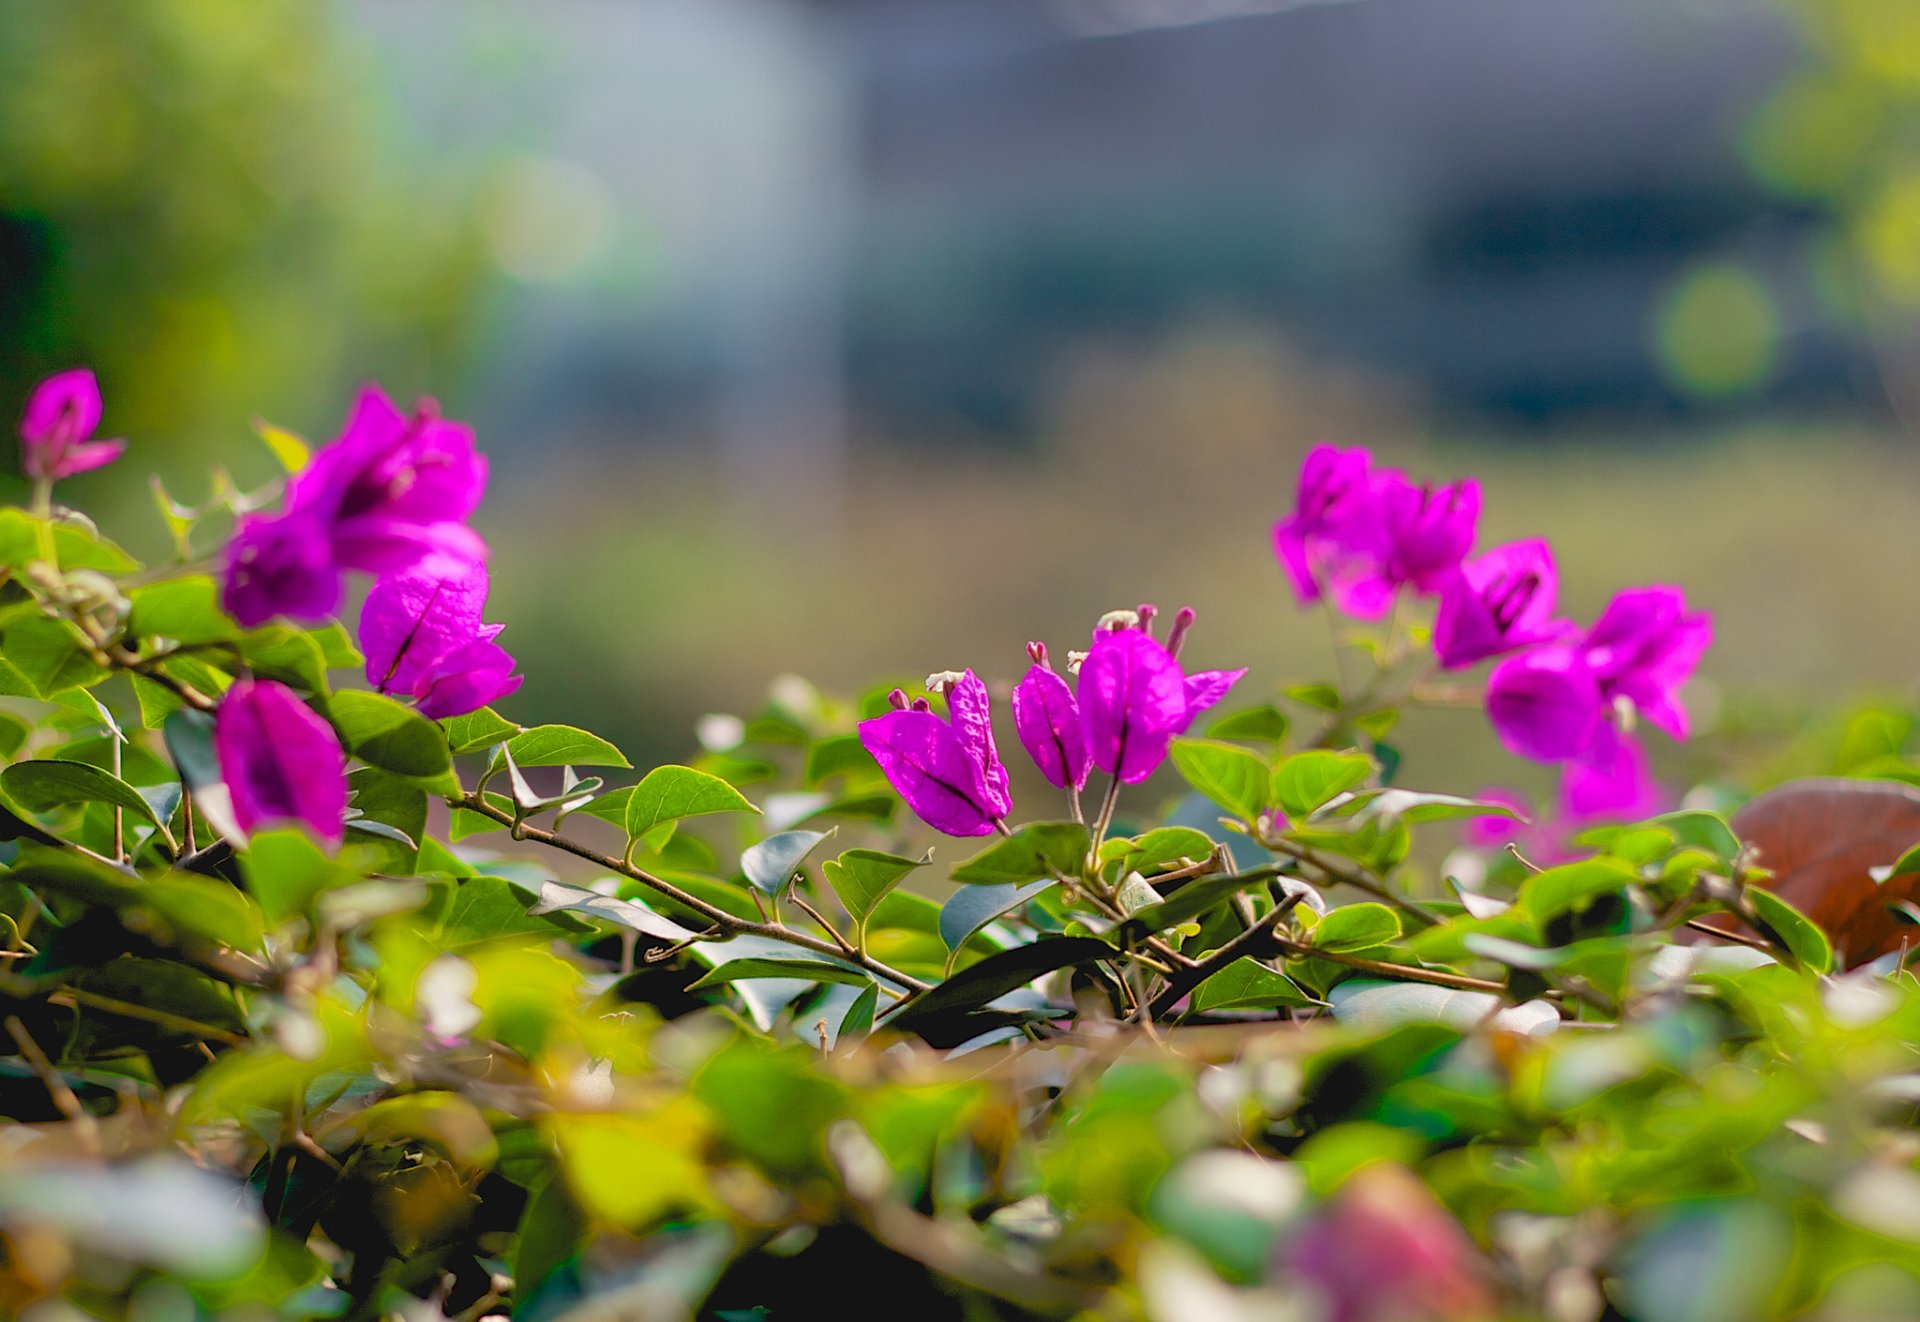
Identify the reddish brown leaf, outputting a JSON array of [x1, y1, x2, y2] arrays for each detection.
[[1719, 778, 1920, 968]]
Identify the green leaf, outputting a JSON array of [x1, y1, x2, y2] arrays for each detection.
[[1168, 738, 1271, 821], [526, 879, 700, 944], [1117, 870, 1280, 943], [0, 509, 138, 573], [623, 765, 759, 839], [571, 786, 632, 829], [255, 420, 311, 472], [1518, 859, 1638, 926], [1746, 887, 1834, 973], [1353, 789, 1525, 826], [1311, 902, 1402, 953], [1101, 826, 1217, 878], [824, 848, 929, 926], [949, 821, 1089, 885], [1285, 682, 1342, 712], [938, 878, 1055, 954], [689, 956, 872, 990], [1271, 751, 1374, 821], [126, 577, 235, 647], [889, 936, 1113, 1030], [839, 982, 880, 1041], [1206, 704, 1290, 744], [1653, 809, 1742, 865], [442, 707, 521, 755], [1190, 958, 1317, 1012], [1, 760, 164, 833], [0, 712, 28, 758], [327, 691, 453, 781], [140, 874, 266, 950], [501, 725, 630, 770], [240, 829, 348, 925], [0, 616, 105, 697], [438, 876, 591, 950], [236, 627, 331, 692], [740, 829, 834, 895], [1895, 842, 1920, 879]]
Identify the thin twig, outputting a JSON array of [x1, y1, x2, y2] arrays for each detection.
[[5, 1016, 101, 1151], [50, 988, 250, 1048]]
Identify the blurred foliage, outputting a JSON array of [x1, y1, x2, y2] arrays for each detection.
[[0, 0, 486, 455]]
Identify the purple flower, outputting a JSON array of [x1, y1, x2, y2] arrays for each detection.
[[223, 385, 489, 628], [19, 369, 125, 484], [1560, 723, 1664, 823], [859, 671, 1011, 837], [1011, 645, 1089, 791], [1484, 645, 1604, 763], [360, 564, 522, 719], [1373, 473, 1481, 594], [1432, 539, 1570, 670], [1079, 621, 1245, 784], [214, 679, 348, 844], [1273, 445, 1390, 616], [1580, 586, 1712, 739]]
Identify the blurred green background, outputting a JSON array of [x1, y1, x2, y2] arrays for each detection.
[[4, 0, 1919, 800]]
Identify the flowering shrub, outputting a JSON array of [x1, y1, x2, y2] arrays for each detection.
[[3, 371, 1920, 1321]]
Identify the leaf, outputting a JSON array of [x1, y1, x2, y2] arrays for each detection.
[[1327, 979, 1558, 1035], [1, 760, 164, 832], [688, 956, 872, 990], [439, 876, 591, 950], [1168, 738, 1271, 821], [824, 847, 930, 929], [254, 419, 310, 472], [1286, 682, 1342, 712], [939, 878, 1057, 953], [526, 878, 700, 944], [1102, 826, 1217, 878], [1206, 704, 1290, 744], [0, 615, 105, 697], [239, 828, 348, 925], [949, 822, 1089, 885], [1118, 870, 1280, 943], [327, 690, 453, 781], [0, 509, 139, 573], [140, 874, 266, 950], [236, 627, 331, 692], [501, 725, 630, 770], [1727, 777, 1920, 969], [126, 577, 235, 647], [1518, 859, 1638, 926], [1654, 809, 1741, 865], [740, 829, 834, 895], [1310, 902, 1402, 953], [839, 982, 880, 1041], [1745, 887, 1834, 974], [1271, 751, 1375, 821], [1190, 958, 1317, 1013], [1352, 789, 1526, 826], [623, 765, 760, 839], [889, 936, 1114, 1028], [442, 707, 520, 755]]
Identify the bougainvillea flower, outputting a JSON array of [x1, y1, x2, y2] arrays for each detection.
[[1011, 646, 1089, 791], [214, 678, 348, 844], [1373, 473, 1481, 595], [859, 673, 1011, 836], [19, 368, 125, 484], [1282, 1164, 1493, 1322], [1273, 445, 1388, 614], [1579, 586, 1713, 739], [359, 564, 522, 719], [1432, 539, 1570, 670], [1484, 645, 1604, 763], [222, 385, 489, 628], [1561, 723, 1665, 822], [1080, 622, 1244, 784]]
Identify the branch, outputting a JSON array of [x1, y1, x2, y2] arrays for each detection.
[[1259, 831, 1443, 928], [449, 792, 931, 993], [1148, 889, 1306, 1017]]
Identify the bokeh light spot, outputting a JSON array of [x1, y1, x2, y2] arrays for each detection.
[[1654, 262, 1780, 398]]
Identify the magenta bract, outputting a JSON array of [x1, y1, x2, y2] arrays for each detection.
[[859, 705, 1006, 837], [1483, 645, 1603, 763], [1579, 586, 1712, 739], [19, 368, 125, 485], [222, 384, 489, 628], [214, 678, 348, 844], [1272, 444, 1383, 613], [1560, 723, 1664, 823], [942, 669, 1013, 818], [1432, 538, 1569, 670], [360, 564, 521, 719], [1011, 662, 1088, 791], [1372, 472, 1481, 595]]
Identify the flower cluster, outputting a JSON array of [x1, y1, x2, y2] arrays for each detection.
[[1276, 444, 1712, 806], [860, 607, 1243, 836], [222, 386, 488, 629]]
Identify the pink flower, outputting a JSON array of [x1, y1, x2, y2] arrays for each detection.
[[1079, 616, 1244, 784], [359, 565, 522, 719], [223, 385, 488, 628], [1484, 645, 1604, 763], [19, 369, 125, 484], [1372, 473, 1481, 595], [1011, 643, 1089, 791], [1432, 539, 1571, 670], [859, 672, 1012, 837], [1281, 1165, 1492, 1322], [1580, 586, 1713, 740], [214, 679, 348, 844]]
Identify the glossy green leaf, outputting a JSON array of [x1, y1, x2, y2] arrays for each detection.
[[689, 956, 872, 990], [939, 878, 1057, 953], [127, 576, 234, 646], [949, 821, 1088, 885], [327, 690, 452, 781], [1271, 751, 1374, 821], [824, 848, 929, 925], [740, 829, 834, 895], [502, 725, 630, 770], [1, 759, 164, 832], [1310, 902, 1401, 953], [442, 706, 521, 755], [623, 765, 759, 839], [1169, 737, 1271, 821], [1746, 887, 1834, 974], [1190, 958, 1316, 1013]]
